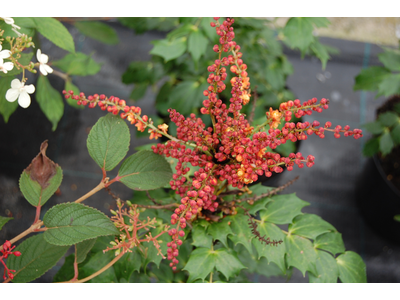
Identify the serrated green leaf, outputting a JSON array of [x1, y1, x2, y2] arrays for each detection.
[[288, 213, 336, 240], [379, 131, 394, 155], [0, 76, 18, 123], [52, 52, 101, 76], [308, 250, 339, 283], [207, 218, 233, 248], [285, 234, 317, 277], [36, 75, 65, 131], [7, 233, 69, 283], [150, 37, 187, 62], [76, 238, 97, 264], [377, 73, 400, 97], [392, 123, 400, 145], [363, 121, 386, 134], [353, 66, 391, 92], [252, 221, 286, 274], [32, 17, 75, 53], [87, 113, 130, 171], [0, 216, 13, 230], [378, 111, 399, 127], [188, 29, 208, 61], [64, 80, 83, 109], [310, 41, 330, 70], [336, 251, 367, 283], [214, 248, 246, 280], [183, 247, 215, 282], [314, 231, 345, 256], [114, 249, 142, 282], [363, 137, 380, 157], [74, 21, 119, 45], [19, 166, 63, 207], [118, 150, 172, 191], [225, 213, 254, 255], [238, 184, 274, 214], [192, 223, 212, 248], [260, 193, 309, 224], [378, 48, 400, 72], [43, 202, 119, 246]]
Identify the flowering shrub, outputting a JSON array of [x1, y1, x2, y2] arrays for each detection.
[[0, 17, 366, 283]]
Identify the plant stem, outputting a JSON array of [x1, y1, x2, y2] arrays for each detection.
[[75, 181, 105, 203]]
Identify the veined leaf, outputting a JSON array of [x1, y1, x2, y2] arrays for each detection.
[[336, 251, 367, 283], [87, 113, 130, 171], [74, 21, 119, 45], [288, 213, 336, 240], [207, 218, 233, 248], [43, 202, 119, 246], [76, 238, 97, 264], [118, 150, 172, 191], [308, 250, 339, 283], [7, 233, 69, 283], [150, 37, 187, 62], [314, 231, 345, 256], [52, 52, 101, 76], [285, 234, 318, 277], [183, 247, 215, 282], [353, 66, 391, 92], [192, 223, 213, 248], [225, 213, 254, 255]]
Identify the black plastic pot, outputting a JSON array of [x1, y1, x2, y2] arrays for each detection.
[[357, 155, 400, 243]]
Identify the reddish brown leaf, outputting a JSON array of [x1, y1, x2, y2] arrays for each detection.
[[25, 140, 58, 189]]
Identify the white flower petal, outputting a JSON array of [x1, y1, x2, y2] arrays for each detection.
[[24, 84, 35, 94], [1, 17, 15, 25], [40, 53, 49, 64], [5, 88, 19, 102], [44, 64, 53, 74], [3, 62, 13, 71], [18, 92, 31, 108], [10, 78, 22, 89], [36, 49, 41, 62], [39, 64, 48, 76], [0, 49, 11, 59]]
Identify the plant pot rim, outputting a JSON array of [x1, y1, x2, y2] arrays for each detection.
[[373, 154, 400, 198]]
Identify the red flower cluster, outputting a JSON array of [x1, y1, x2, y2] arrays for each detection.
[[63, 17, 363, 270], [1, 240, 21, 280]]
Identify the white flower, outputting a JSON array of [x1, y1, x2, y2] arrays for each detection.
[[36, 49, 53, 76], [0, 44, 11, 59], [5, 79, 35, 108], [0, 17, 21, 29], [0, 58, 13, 73]]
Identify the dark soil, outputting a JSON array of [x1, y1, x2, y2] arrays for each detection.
[[377, 95, 400, 194]]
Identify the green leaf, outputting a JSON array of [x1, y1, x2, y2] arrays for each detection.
[[32, 17, 75, 53], [288, 213, 336, 240], [76, 238, 97, 263], [114, 249, 142, 281], [260, 193, 310, 224], [0, 76, 18, 123], [0, 17, 36, 39], [252, 221, 286, 274], [129, 83, 148, 101], [363, 121, 386, 134], [64, 80, 83, 109], [310, 41, 330, 70], [78, 249, 118, 282], [392, 123, 400, 145], [314, 231, 345, 256], [19, 165, 62, 207], [308, 250, 339, 283], [87, 113, 130, 171], [214, 248, 246, 281], [238, 184, 274, 214], [155, 81, 173, 113], [74, 21, 119, 45], [200, 17, 217, 42], [377, 73, 400, 97], [35, 76, 65, 131], [188, 29, 208, 61], [394, 214, 400, 222], [118, 150, 172, 191], [363, 137, 380, 157], [192, 223, 212, 248], [379, 131, 394, 155], [285, 234, 318, 277], [0, 216, 13, 231], [167, 80, 208, 116], [336, 251, 367, 283], [353, 66, 391, 91], [225, 213, 254, 255], [378, 48, 400, 72], [183, 247, 215, 282], [207, 218, 233, 248], [52, 52, 101, 76], [43, 202, 119, 246], [52, 254, 76, 282], [150, 37, 187, 62], [378, 111, 399, 127], [7, 233, 69, 283]]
